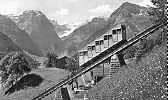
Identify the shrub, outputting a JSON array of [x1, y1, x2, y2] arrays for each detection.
[[154, 31, 166, 46], [0, 51, 36, 89], [145, 39, 155, 53], [45, 52, 58, 68], [5, 73, 43, 95], [123, 46, 138, 59], [65, 57, 79, 72], [135, 38, 147, 60], [135, 38, 155, 61]]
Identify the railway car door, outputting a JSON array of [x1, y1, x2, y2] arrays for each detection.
[[108, 34, 113, 47], [95, 41, 101, 53], [121, 25, 127, 40], [117, 29, 122, 41], [112, 30, 118, 43], [104, 35, 109, 48], [79, 52, 84, 66], [100, 40, 105, 52], [83, 51, 89, 63], [87, 46, 93, 60], [92, 45, 97, 57]]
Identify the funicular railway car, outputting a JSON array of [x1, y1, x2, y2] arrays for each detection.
[[77, 24, 126, 84]]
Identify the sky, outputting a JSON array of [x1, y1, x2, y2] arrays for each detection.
[[0, 0, 153, 24]]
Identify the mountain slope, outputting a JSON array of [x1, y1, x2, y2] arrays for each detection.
[[63, 17, 107, 56], [49, 19, 71, 37], [64, 2, 152, 56], [88, 35, 166, 100], [0, 14, 43, 56], [81, 2, 152, 48], [0, 32, 21, 56], [108, 2, 151, 38], [16, 10, 64, 54]]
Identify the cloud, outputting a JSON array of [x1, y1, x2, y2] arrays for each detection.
[[138, 0, 154, 7], [66, 0, 80, 3], [0, 1, 18, 15], [56, 8, 69, 15], [89, 5, 113, 14]]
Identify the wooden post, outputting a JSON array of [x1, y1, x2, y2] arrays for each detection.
[[61, 87, 71, 100], [117, 52, 126, 66]]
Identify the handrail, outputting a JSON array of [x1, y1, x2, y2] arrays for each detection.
[[31, 22, 166, 100]]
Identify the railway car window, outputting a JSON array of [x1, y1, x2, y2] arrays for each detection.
[[112, 30, 118, 42], [79, 52, 84, 65], [100, 40, 105, 52], [87, 46, 92, 50], [84, 51, 88, 55], [100, 40, 104, 45], [104, 35, 109, 47], [92, 46, 96, 50], [117, 29, 121, 31], [108, 35, 112, 39], [104, 35, 108, 40], [117, 28, 122, 41], [95, 41, 100, 45], [108, 35, 113, 46], [83, 51, 89, 63], [95, 41, 101, 53], [113, 30, 117, 34], [92, 45, 96, 57], [88, 46, 93, 58], [79, 52, 84, 56]]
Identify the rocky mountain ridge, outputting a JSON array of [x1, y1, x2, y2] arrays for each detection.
[[2, 2, 152, 57], [15, 10, 64, 54], [0, 14, 43, 56]]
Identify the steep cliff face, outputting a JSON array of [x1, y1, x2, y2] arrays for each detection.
[[0, 14, 43, 56], [16, 10, 64, 54], [64, 2, 152, 56]]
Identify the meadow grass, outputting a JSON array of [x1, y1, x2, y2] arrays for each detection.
[[0, 68, 70, 100], [87, 40, 166, 100]]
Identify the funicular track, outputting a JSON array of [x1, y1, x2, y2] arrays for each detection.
[[31, 22, 167, 100]]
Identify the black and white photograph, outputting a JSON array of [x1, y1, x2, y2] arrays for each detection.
[[0, 0, 167, 100]]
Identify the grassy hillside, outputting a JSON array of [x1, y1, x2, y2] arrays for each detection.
[[0, 68, 70, 100], [87, 35, 166, 99]]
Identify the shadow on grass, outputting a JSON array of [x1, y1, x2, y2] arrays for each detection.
[[5, 73, 43, 95]]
